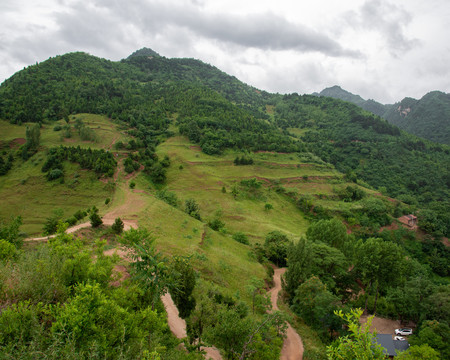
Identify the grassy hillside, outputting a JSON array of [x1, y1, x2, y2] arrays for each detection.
[[1, 50, 449, 359]]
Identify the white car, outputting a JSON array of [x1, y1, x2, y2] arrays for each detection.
[[394, 336, 406, 341], [395, 328, 413, 336]]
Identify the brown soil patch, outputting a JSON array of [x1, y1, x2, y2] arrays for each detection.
[[110, 264, 130, 287], [254, 151, 290, 154], [360, 315, 415, 336], [9, 138, 26, 148], [186, 160, 232, 165], [225, 215, 246, 221], [190, 145, 202, 151], [200, 226, 207, 245]]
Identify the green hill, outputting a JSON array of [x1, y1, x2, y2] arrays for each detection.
[[317, 86, 450, 145], [0, 50, 449, 359], [384, 91, 450, 145], [317, 85, 391, 117]]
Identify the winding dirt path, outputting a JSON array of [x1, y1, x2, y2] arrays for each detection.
[[270, 268, 304, 360]]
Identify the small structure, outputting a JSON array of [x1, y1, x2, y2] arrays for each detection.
[[375, 334, 410, 358], [398, 214, 417, 228]]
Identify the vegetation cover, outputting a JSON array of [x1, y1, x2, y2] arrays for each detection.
[[0, 49, 449, 359]]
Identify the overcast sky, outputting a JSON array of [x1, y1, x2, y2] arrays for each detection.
[[1, 0, 449, 103]]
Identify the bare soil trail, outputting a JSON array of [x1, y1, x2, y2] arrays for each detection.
[[270, 268, 304, 360]]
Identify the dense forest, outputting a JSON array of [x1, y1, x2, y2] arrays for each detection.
[[0, 49, 449, 359], [317, 85, 450, 146]]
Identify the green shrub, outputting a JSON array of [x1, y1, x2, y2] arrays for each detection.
[[111, 217, 124, 234], [0, 239, 17, 260], [185, 199, 201, 220], [156, 190, 179, 207], [208, 218, 225, 231], [232, 232, 249, 245], [47, 168, 63, 181]]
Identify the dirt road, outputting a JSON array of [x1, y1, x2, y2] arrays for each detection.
[[270, 268, 304, 360]]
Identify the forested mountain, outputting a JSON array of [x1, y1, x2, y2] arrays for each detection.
[[0, 50, 449, 236], [384, 91, 450, 145], [317, 86, 450, 145], [1, 49, 449, 359], [315, 85, 391, 117]]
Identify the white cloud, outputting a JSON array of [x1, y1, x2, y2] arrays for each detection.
[[0, 0, 449, 103]]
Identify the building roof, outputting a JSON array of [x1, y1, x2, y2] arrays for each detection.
[[375, 334, 410, 357]]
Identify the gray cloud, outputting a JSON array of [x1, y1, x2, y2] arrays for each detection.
[[76, 0, 361, 58], [345, 0, 419, 55]]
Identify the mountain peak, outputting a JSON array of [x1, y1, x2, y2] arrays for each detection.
[[127, 47, 160, 59]]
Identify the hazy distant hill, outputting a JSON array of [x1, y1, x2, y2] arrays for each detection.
[[316, 85, 391, 117], [384, 91, 450, 145], [317, 86, 450, 145]]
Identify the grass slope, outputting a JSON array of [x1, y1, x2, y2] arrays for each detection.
[[0, 115, 130, 235]]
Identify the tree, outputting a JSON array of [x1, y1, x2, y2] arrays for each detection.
[[284, 237, 313, 300], [22, 123, 40, 159], [204, 309, 285, 360], [43, 209, 64, 235], [309, 242, 349, 292], [170, 256, 196, 319], [306, 218, 348, 249], [89, 206, 103, 228], [410, 320, 450, 359], [387, 276, 435, 323], [264, 231, 290, 267], [126, 228, 171, 310], [291, 276, 340, 334], [354, 238, 405, 313], [396, 345, 440, 360], [111, 217, 124, 234], [326, 308, 385, 360], [246, 277, 271, 315]]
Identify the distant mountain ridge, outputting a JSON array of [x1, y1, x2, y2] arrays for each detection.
[[315, 86, 450, 145], [315, 85, 391, 117]]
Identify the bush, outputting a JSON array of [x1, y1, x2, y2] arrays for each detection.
[[156, 190, 178, 207], [65, 216, 77, 226], [208, 218, 225, 231], [232, 232, 249, 245], [89, 207, 102, 228], [264, 203, 273, 211], [0, 239, 17, 260], [111, 217, 124, 234], [185, 199, 201, 220], [105, 198, 110, 205], [73, 210, 87, 221], [47, 168, 63, 181], [129, 181, 136, 189], [53, 125, 62, 131]]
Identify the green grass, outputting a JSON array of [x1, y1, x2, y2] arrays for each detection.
[[0, 159, 112, 235], [0, 114, 130, 151], [0, 124, 394, 307]]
